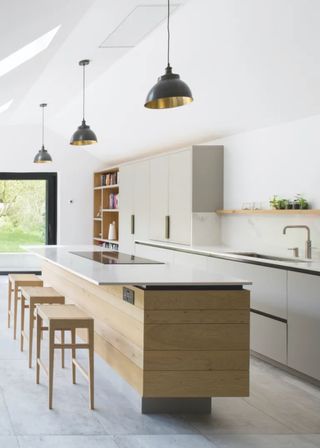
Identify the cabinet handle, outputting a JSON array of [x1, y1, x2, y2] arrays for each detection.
[[131, 214, 135, 235], [165, 215, 170, 239]]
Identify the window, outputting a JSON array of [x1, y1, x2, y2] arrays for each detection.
[[0, 173, 57, 252]]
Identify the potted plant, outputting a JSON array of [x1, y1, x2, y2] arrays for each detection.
[[294, 194, 309, 210], [286, 200, 293, 209], [278, 198, 287, 210], [269, 195, 279, 209]]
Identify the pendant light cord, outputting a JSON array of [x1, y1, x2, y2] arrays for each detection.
[[167, 0, 171, 67], [82, 63, 86, 122]]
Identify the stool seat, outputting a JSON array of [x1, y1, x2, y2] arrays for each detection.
[[20, 287, 65, 368], [38, 304, 90, 321], [8, 274, 43, 285], [21, 287, 64, 303], [36, 304, 94, 410], [7, 274, 43, 340]]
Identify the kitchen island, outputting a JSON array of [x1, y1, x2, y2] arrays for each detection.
[[28, 245, 251, 414]]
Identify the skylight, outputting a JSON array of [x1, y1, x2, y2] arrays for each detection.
[[0, 99, 13, 114], [0, 25, 61, 79]]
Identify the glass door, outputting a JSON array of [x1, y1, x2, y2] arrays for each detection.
[[0, 173, 57, 252]]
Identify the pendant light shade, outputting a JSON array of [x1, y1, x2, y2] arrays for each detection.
[[144, 0, 193, 109], [70, 59, 97, 146], [144, 65, 193, 109], [33, 103, 52, 164]]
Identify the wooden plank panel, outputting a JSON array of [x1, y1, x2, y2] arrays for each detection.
[[78, 328, 143, 394], [42, 261, 145, 313], [144, 324, 249, 350], [43, 262, 144, 368], [42, 262, 144, 345], [145, 309, 249, 324], [144, 350, 249, 371], [144, 289, 250, 310], [143, 371, 249, 397]]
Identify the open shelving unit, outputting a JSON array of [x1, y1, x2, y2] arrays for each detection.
[[93, 167, 119, 250], [216, 209, 320, 215]]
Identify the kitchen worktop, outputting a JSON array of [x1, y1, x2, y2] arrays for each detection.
[[135, 240, 320, 275], [27, 245, 251, 286]]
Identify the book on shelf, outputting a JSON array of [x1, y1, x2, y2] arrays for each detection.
[[108, 193, 119, 210], [101, 171, 118, 187]]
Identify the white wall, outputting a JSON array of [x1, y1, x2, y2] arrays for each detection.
[[0, 124, 102, 246], [210, 114, 320, 257]]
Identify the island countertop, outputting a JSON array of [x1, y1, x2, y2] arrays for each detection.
[[27, 245, 251, 287]]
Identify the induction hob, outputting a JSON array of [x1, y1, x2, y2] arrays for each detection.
[[70, 251, 164, 265]]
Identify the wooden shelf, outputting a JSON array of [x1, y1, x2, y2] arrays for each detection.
[[216, 209, 320, 215], [93, 237, 119, 244], [93, 167, 120, 245], [94, 184, 119, 190]]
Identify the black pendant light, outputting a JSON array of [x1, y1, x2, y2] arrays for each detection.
[[70, 59, 97, 146], [33, 103, 52, 164], [144, 0, 193, 109]]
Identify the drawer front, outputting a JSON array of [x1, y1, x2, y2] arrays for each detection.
[[250, 312, 287, 364], [207, 257, 287, 319]]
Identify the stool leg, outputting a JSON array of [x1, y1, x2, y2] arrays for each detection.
[[88, 323, 94, 410], [36, 314, 42, 384], [28, 303, 35, 368], [7, 280, 11, 328], [13, 287, 18, 339], [61, 330, 65, 369], [71, 329, 76, 384], [48, 326, 55, 409], [20, 295, 25, 352]]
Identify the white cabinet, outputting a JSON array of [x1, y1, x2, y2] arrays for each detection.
[[288, 272, 320, 380], [119, 161, 149, 254], [207, 257, 287, 318], [250, 313, 287, 364], [134, 161, 149, 240], [206, 256, 287, 363], [173, 250, 208, 270], [168, 150, 192, 244], [149, 146, 223, 245], [149, 150, 192, 244], [119, 164, 134, 253], [149, 156, 169, 241], [134, 243, 174, 263]]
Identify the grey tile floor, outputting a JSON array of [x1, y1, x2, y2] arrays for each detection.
[[0, 277, 319, 447]]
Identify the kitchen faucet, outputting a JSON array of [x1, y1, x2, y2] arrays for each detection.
[[282, 225, 312, 259]]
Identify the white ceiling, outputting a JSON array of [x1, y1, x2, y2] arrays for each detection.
[[1, 0, 320, 165]]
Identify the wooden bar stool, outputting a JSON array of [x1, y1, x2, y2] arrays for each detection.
[[36, 304, 94, 410], [20, 287, 65, 368], [8, 274, 43, 340]]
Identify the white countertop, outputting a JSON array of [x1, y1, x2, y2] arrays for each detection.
[[135, 240, 320, 275], [26, 245, 251, 286]]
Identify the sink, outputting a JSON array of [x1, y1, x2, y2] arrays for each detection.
[[229, 252, 309, 263]]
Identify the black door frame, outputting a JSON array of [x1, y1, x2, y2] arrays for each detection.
[[0, 172, 57, 245]]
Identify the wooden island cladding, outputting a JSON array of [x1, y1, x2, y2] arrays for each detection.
[[42, 260, 250, 399]]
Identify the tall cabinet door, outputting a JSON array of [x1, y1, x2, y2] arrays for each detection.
[[134, 160, 149, 240], [119, 164, 134, 253], [168, 150, 192, 244], [288, 272, 320, 380], [149, 155, 169, 241]]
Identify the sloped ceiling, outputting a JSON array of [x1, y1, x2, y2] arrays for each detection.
[[1, 0, 320, 165]]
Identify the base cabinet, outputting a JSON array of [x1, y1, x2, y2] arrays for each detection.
[[250, 312, 287, 364], [288, 272, 320, 381], [134, 243, 320, 382], [206, 257, 288, 363]]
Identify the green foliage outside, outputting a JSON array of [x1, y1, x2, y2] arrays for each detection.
[[0, 180, 46, 252]]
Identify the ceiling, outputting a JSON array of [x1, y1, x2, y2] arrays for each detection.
[[1, 0, 320, 164]]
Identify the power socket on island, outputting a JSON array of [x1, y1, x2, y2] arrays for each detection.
[[123, 287, 135, 305]]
